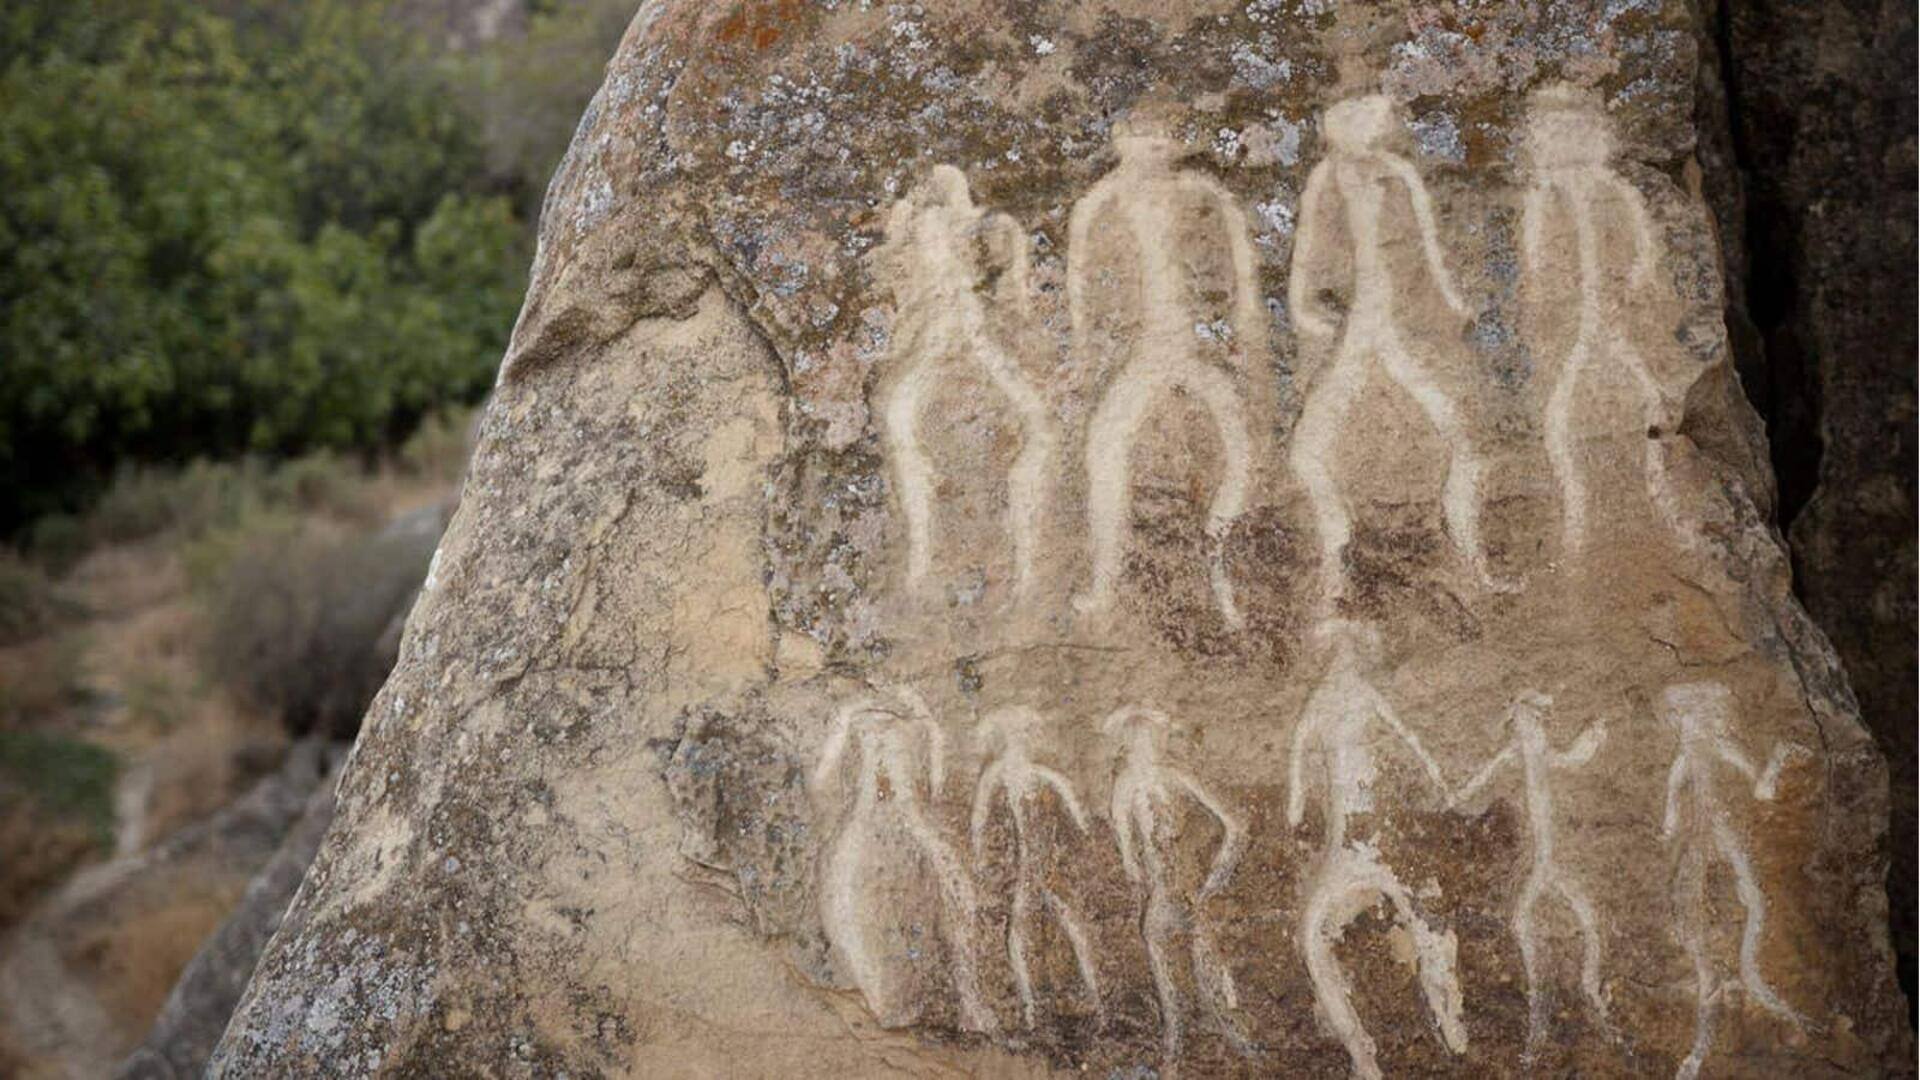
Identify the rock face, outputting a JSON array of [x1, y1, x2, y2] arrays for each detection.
[[1714, 0, 1917, 1010], [214, 2, 1910, 1076]]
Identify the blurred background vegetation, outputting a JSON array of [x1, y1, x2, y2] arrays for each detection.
[[0, 4, 631, 1067], [1, 0, 631, 532]]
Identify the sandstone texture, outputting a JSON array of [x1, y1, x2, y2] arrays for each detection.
[[214, 2, 1910, 1076]]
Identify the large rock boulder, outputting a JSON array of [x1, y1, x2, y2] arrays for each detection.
[[214, 2, 1910, 1076]]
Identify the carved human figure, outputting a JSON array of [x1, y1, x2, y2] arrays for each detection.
[[1286, 619, 1466, 1080], [1522, 85, 1683, 554], [1450, 690, 1610, 1058], [876, 164, 1058, 600], [812, 688, 996, 1033], [1289, 94, 1500, 601], [1068, 114, 1263, 628], [970, 706, 1101, 1027], [1658, 682, 1807, 1080], [1102, 705, 1246, 1057]]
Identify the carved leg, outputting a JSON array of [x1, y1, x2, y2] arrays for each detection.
[[1289, 336, 1368, 603], [1078, 365, 1162, 618], [1545, 335, 1590, 554], [1302, 872, 1383, 1080], [1674, 844, 1715, 1080], [1143, 882, 1184, 1058], [975, 340, 1057, 600], [912, 824, 998, 1034], [882, 362, 940, 593], [1554, 872, 1610, 1027], [1379, 869, 1467, 1055], [1180, 363, 1253, 629], [823, 831, 892, 1022], [1716, 822, 1799, 1028], [1044, 889, 1103, 1015], [1378, 334, 1501, 592], [1009, 874, 1037, 1028], [1513, 865, 1549, 1057], [1616, 339, 1690, 548]]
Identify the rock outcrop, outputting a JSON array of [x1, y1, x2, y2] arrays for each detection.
[[1713, 0, 1917, 1012], [117, 769, 339, 1079], [0, 739, 332, 1077], [214, 3, 1911, 1076]]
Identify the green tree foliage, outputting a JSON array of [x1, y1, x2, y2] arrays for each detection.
[[0, 0, 528, 530]]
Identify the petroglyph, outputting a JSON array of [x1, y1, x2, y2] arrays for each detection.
[[1103, 705, 1246, 1057], [1522, 86, 1685, 554], [876, 165, 1058, 600], [1069, 115, 1263, 628], [1287, 620, 1465, 1080], [1451, 690, 1610, 1057], [1658, 682, 1808, 1080], [1289, 95, 1501, 601], [970, 706, 1101, 1028], [812, 688, 996, 1033]]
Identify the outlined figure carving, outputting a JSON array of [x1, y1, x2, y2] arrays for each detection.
[[1658, 682, 1808, 1080], [1451, 690, 1610, 1058], [1103, 705, 1246, 1057], [1289, 94, 1501, 602], [812, 687, 997, 1033], [1286, 619, 1466, 1079], [970, 706, 1102, 1028], [876, 164, 1058, 600], [1522, 85, 1684, 554], [1068, 114, 1263, 628]]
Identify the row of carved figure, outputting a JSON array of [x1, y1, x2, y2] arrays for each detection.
[[880, 86, 1681, 626], [812, 632, 1806, 1078]]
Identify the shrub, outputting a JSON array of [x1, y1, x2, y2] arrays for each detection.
[[202, 508, 442, 738], [0, 0, 526, 532], [0, 729, 117, 845], [0, 549, 78, 645]]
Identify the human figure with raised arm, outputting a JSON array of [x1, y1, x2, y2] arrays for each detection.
[[812, 687, 996, 1033], [1287, 619, 1466, 1080], [1068, 110, 1264, 628], [1521, 84, 1684, 555], [876, 163, 1057, 602], [1450, 689, 1610, 1058], [970, 706, 1101, 1027], [1658, 681, 1808, 1080], [1288, 94, 1500, 602], [1103, 704, 1245, 1057]]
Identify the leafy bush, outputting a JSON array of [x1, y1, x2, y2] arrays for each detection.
[[202, 508, 442, 738], [0, 549, 78, 645], [0, 0, 526, 531], [0, 730, 118, 845]]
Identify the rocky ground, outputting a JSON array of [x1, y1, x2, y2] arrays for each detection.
[[0, 460, 458, 1077]]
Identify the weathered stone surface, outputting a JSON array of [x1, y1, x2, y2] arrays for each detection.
[[1712, 0, 1917, 1013], [215, 3, 1910, 1076]]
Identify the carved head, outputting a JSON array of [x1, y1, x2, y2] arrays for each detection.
[[1509, 688, 1552, 723], [1503, 689, 1553, 740], [1323, 94, 1397, 154], [1659, 681, 1733, 738], [1111, 106, 1181, 167], [1525, 83, 1613, 168], [1314, 617, 1384, 667], [1100, 704, 1170, 758], [977, 705, 1042, 753]]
